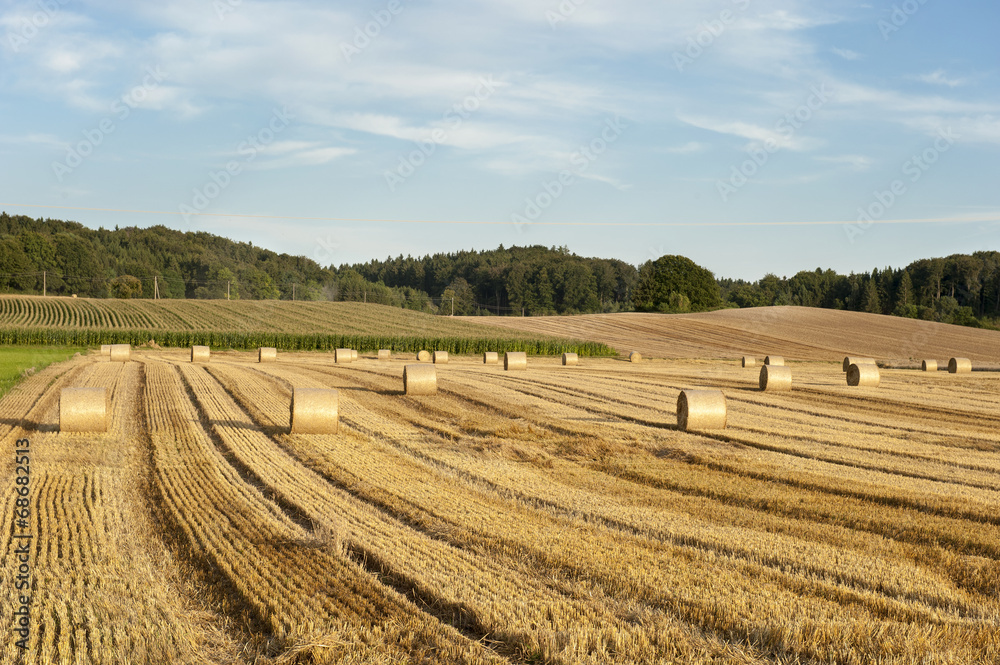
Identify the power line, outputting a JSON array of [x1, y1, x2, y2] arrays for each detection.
[[0, 269, 237, 287], [3, 203, 999, 228]]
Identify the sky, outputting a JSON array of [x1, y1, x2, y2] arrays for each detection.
[[0, 0, 998, 281]]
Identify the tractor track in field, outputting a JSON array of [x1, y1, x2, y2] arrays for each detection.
[[173, 362, 315, 533], [201, 362, 982, 643], [465, 367, 1000, 470], [612, 368, 1000, 448], [430, 369, 1000, 497], [10, 349, 1000, 664], [278, 360, 1000, 514], [237, 360, 1000, 568], [186, 361, 530, 664]]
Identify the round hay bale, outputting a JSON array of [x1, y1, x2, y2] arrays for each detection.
[[351, 349, 358, 361], [629, 351, 642, 363], [842, 357, 875, 372], [676, 389, 727, 431], [921, 359, 937, 372], [759, 365, 792, 392], [60, 387, 109, 433], [191, 345, 211, 363], [417, 350, 432, 362], [763, 356, 784, 366], [433, 351, 449, 364], [109, 344, 131, 363], [258, 347, 277, 363], [562, 352, 578, 366], [741, 356, 756, 368], [100, 344, 112, 356], [948, 357, 972, 374], [378, 349, 391, 361], [403, 364, 437, 395], [483, 352, 499, 365], [847, 363, 880, 387], [290, 388, 339, 434], [335, 348, 353, 364], [504, 352, 527, 371]]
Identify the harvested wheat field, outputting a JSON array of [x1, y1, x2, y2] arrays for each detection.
[[2, 313, 1000, 663], [462, 306, 1000, 364]]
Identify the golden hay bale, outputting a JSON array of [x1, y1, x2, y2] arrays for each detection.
[[504, 351, 527, 371], [483, 352, 499, 365], [562, 352, 578, 366], [921, 359, 937, 372], [741, 356, 756, 368], [948, 357, 972, 374], [433, 351, 449, 364], [403, 364, 437, 395], [629, 351, 642, 363], [842, 357, 875, 372], [290, 388, 339, 434], [191, 345, 211, 363], [351, 349, 358, 361], [378, 349, 391, 361], [60, 387, 109, 433], [100, 344, 112, 356], [676, 389, 727, 431], [110, 344, 131, 363], [335, 348, 353, 364], [759, 365, 792, 392], [259, 347, 277, 363], [847, 363, 880, 387], [764, 355, 784, 366], [417, 350, 432, 362]]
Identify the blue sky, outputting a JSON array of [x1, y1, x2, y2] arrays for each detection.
[[0, 0, 997, 280]]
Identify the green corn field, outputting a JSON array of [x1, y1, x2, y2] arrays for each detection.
[[0, 296, 616, 356]]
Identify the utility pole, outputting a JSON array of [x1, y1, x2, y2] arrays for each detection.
[[363, 291, 367, 304], [292, 284, 296, 301], [154, 276, 159, 300], [43, 271, 46, 297], [227, 281, 230, 300], [451, 297, 454, 316]]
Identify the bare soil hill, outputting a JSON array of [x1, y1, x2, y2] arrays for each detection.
[[461, 306, 1000, 363]]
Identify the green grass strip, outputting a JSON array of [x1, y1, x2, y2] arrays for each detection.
[[0, 345, 85, 399]]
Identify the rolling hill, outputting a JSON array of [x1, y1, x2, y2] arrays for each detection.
[[0, 295, 612, 355], [461, 306, 1000, 363]]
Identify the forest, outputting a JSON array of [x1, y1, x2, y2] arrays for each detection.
[[1, 212, 998, 328]]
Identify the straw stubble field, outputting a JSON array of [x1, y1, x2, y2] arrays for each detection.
[[2, 346, 1000, 664]]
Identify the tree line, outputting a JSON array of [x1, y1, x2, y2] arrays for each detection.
[[1, 212, 998, 328], [719, 253, 1000, 328]]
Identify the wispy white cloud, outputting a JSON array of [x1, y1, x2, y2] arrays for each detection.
[[250, 146, 357, 170], [676, 113, 820, 151], [0, 133, 64, 148], [913, 69, 966, 88], [903, 115, 1000, 146], [814, 154, 872, 171], [664, 141, 707, 154], [831, 47, 862, 60], [124, 85, 204, 118], [748, 9, 839, 31], [1, 0, 996, 267], [830, 80, 995, 115], [578, 171, 633, 191]]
